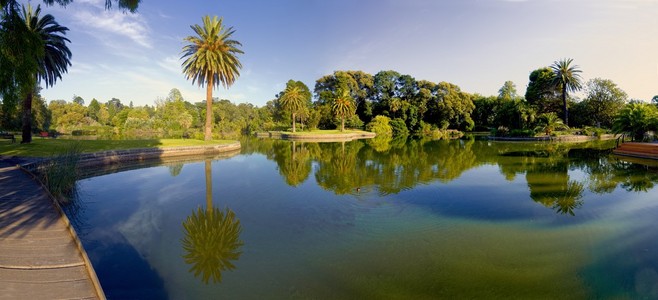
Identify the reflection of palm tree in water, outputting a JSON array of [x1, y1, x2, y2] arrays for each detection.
[[181, 159, 244, 284], [526, 163, 585, 216]]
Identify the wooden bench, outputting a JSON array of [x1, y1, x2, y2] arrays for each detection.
[[0, 132, 15, 143]]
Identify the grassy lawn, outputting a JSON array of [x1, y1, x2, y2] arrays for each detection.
[[280, 129, 372, 135], [0, 138, 236, 157]]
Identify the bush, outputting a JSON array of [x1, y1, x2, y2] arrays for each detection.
[[390, 118, 409, 137], [509, 129, 536, 137], [366, 115, 393, 137]]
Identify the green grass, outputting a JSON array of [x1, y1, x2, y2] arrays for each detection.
[[280, 129, 372, 135], [0, 138, 236, 157]]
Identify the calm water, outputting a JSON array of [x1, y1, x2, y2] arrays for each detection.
[[65, 138, 658, 299]]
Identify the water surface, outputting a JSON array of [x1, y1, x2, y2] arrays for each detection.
[[66, 138, 658, 299]]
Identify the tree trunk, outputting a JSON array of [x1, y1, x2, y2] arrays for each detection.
[[562, 86, 569, 126], [292, 112, 296, 133], [205, 78, 213, 141], [205, 159, 213, 212], [340, 117, 345, 132], [21, 91, 33, 144]]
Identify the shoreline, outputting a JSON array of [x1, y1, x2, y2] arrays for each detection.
[[3, 141, 242, 171], [487, 134, 616, 142], [256, 131, 376, 142]]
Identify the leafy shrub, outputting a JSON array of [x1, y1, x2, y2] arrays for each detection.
[[366, 115, 393, 137], [509, 129, 536, 137], [390, 118, 409, 137]]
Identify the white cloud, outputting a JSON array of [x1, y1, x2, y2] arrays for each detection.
[[70, 7, 152, 48], [157, 55, 182, 74]]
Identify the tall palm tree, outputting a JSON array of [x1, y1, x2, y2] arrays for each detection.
[[17, 4, 71, 143], [181, 16, 243, 141], [279, 80, 311, 133], [550, 58, 582, 126], [332, 88, 355, 132]]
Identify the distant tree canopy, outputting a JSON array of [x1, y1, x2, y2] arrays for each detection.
[[6, 62, 644, 140]]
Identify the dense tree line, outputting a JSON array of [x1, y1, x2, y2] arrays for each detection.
[[1, 67, 655, 140]]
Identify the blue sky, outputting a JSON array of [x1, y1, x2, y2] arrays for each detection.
[[32, 0, 658, 106]]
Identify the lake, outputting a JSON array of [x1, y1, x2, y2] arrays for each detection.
[[64, 137, 658, 299]]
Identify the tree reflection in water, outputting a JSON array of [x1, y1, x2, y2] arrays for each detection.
[[243, 137, 658, 216], [181, 159, 244, 284]]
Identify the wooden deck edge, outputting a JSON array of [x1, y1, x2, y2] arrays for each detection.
[[18, 167, 106, 300]]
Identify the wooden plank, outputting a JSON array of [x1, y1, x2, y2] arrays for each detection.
[[0, 165, 103, 299]]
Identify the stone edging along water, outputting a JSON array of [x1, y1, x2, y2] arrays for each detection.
[[257, 131, 376, 141], [18, 141, 242, 172], [487, 134, 616, 142], [76, 141, 242, 168]]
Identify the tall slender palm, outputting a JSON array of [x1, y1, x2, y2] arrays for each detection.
[[332, 88, 355, 132], [279, 80, 310, 132], [550, 58, 582, 126], [181, 16, 243, 141], [18, 4, 71, 143]]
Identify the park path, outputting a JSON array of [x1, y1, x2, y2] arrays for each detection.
[[0, 163, 103, 299]]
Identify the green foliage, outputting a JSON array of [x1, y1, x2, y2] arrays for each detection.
[[551, 58, 583, 126], [494, 99, 536, 130], [38, 142, 81, 203], [535, 112, 568, 135], [498, 81, 518, 100], [181, 15, 243, 141], [525, 67, 560, 115], [612, 102, 658, 141], [390, 118, 409, 137], [578, 78, 627, 128], [278, 79, 311, 132], [366, 115, 393, 137], [331, 88, 355, 132]]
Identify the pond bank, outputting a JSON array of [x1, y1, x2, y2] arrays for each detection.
[[488, 134, 616, 142], [256, 131, 376, 142]]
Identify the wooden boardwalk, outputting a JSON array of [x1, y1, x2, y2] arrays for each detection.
[[0, 164, 103, 299], [613, 142, 658, 160]]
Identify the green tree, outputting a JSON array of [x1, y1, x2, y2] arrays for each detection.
[[535, 112, 568, 135], [498, 81, 517, 100], [278, 80, 311, 132], [181, 16, 243, 141], [332, 88, 355, 132], [16, 4, 71, 143], [87, 98, 100, 120], [72, 94, 84, 105], [612, 102, 658, 141], [551, 58, 583, 126], [366, 115, 393, 137], [580, 78, 627, 128], [525, 67, 560, 115]]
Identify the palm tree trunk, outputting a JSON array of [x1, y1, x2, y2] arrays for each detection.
[[562, 86, 569, 126], [205, 159, 213, 213], [21, 91, 33, 144], [340, 117, 345, 132], [292, 112, 296, 133], [205, 77, 213, 141]]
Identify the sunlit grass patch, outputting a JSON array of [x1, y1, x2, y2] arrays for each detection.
[[0, 138, 236, 157]]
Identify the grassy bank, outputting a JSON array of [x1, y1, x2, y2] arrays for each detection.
[[0, 138, 236, 157]]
